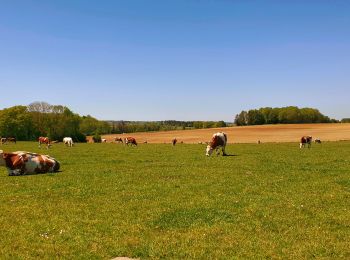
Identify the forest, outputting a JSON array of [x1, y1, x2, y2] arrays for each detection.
[[234, 106, 338, 126]]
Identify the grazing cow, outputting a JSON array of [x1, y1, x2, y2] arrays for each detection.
[[206, 132, 228, 156], [38, 137, 51, 149], [115, 137, 123, 143], [101, 138, 107, 143], [172, 138, 177, 146], [1, 138, 7, 145], [0, 150, 60, 176], [314, 138, 322, 144], [7, 137, 16, 144], [63, 137, 74, 147], [125, 137, 137, 146], [143, 141, 148, 144], [0, 137, 16, 145], [300, 136, 312, 148]]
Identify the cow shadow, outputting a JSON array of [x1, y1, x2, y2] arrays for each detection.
[[10, 171, 62, 177]]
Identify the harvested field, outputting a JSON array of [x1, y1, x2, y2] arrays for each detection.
[[101, 123, 350, 144]]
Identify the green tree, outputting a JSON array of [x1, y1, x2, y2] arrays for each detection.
[[0, 106, 34, 140]]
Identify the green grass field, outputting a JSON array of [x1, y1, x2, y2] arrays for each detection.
[[0, 142, 349, 259]]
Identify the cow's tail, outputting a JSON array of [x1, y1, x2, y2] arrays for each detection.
[[224, 133, 227, 144]]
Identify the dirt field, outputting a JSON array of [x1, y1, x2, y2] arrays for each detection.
[[100, 123, 350, 144]]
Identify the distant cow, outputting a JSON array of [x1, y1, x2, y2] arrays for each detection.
[[206, 132, 228, 156], [314, 138, 321, 144], [115, 137, 123, 143], [172, 138, 177, 146], [125, 137, 137, 146], [101, 138, 107, 143], [38, 137, 51, 149], [1, 138, 7, 145], [1, 137, 16, 145], [0, 150, 60, 176], [63, 137, 74, 147], [300, 136, 312, 148]]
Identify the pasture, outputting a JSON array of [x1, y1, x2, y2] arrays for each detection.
[[0, 141, 349, 259]]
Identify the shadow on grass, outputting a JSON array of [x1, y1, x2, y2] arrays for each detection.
[[9, 171, 62, 177]]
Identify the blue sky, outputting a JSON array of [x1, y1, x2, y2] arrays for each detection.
[[0, 0, 349, 121]]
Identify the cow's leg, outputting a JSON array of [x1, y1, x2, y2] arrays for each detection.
[[222, 146, 227, 156], [7, 169, 14, 176], [300, 143, 303, 148]]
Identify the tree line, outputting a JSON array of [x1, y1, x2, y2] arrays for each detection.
[[108, 120, 227, 134], [234, 106, 338, 126], [0, 102, 227, 141], [0, 102, 111, 141]]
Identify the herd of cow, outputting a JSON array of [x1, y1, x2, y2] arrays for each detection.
[[0, 133, 320, 176]]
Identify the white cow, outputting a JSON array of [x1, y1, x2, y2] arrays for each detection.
[[206, 132, 228, 156], [63, 137, 74, 147]]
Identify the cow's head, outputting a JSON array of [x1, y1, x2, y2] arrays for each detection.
[[206, 145, 213, 156]]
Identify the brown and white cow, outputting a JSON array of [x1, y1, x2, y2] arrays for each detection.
[[1, 137, 16, 145], [172, 138, 177, 146], [0, 150, 60, 176], [7, 137, 16, 143], [38, 137, 51, 149], [115, 137, 123, 143], [314, 138, 321, 144], [206, 132, 228, 156], [125, 137, 137, 146], [300, 136, 312, 148], [1, 138, 7, 145]]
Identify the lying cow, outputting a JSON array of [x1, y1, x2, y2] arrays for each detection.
[[38, 136, 51, 149], [63, 137, 74, 147], [206, 132, 228, 156], [300, 136, 312, 148], [0, 150, 60, 176], [125, 137, 137, 146]]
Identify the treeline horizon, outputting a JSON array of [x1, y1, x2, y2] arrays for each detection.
[[0, 103, 347, 141], [234, 106, 339, 126], [0, 102, 227, 141]]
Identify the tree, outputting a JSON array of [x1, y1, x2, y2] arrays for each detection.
[[234, 111, 248, 126], [0, 106, 34, 140], [247, 110, 265, 125], [215, 121, 227, 127]]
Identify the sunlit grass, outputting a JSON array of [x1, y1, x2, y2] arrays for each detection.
[[0, 141, 349, 259]]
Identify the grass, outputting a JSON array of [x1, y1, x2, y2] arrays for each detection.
[[0, 141, 349, 259]]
